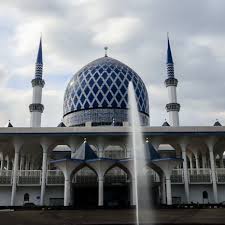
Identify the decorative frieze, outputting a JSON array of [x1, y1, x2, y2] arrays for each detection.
[[166, 103, 180, 112], [165, 78, 178, 87], [31, 78, 45, 88], [29, 103, 44, 113]]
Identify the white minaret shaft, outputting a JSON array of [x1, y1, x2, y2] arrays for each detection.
[[29, 38, 45, 127], [165, 37, 180, 126]]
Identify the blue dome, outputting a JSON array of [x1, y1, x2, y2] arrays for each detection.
[[63, 56, 149, 126]]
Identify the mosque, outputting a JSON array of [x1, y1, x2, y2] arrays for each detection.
[[0, 37, 224, 208]]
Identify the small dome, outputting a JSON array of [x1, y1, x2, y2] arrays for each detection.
[[5, 120, 13, 127], [57, 121, 66, 127], [63, 56, 149, 126], [214, 120, 222, 126], [162, 120, 170, 126]]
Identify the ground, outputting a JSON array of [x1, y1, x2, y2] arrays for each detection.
[[1, 209, 225, 225]]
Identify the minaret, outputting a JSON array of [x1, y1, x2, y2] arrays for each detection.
[[165, 36, 180, 126], [29, 37, 45, 127]]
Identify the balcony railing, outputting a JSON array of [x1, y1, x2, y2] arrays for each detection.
[[0, 170, 12, 185], [171, 169, 183, 184], [18, 170, 41, 185], [216, 168, 225, 183], [46, 170, 64, 185], [0, 168, 225, 186], [188, 169, 212, 183]]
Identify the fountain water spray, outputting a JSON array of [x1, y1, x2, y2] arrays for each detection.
[[128, 82, 152, 225]]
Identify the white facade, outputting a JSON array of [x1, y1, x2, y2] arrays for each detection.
[[0, 127, 223, 206], [0, 38, 223, 208]]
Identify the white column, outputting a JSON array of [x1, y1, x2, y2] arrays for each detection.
[[165, 175, 172, 205], [6, 158, 9, 170], [208, 142, 218, 203], [189, 156, 193, 170], [11, 144, 21, 206], [98, 145, 104, 158], [194, 153, 200, 174], [202, 153, 206, 168], [40, 145, 48, 206], [161, 175, 166, 204], [130, 178, 136, 205], [64, 172, 71, 206], [30, 158, 34, 170], [188, 155, 193, 174], [0, 155, 4, 171], [181, 144, 190, 203], [220, 154, 224, 168], [20, 155, 24, 171], [25, 155, 29, 170], [98, 176, 104, 206], [129, 179, 133, 205]]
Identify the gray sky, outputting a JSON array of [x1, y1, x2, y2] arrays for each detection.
[[0, 0, 224, 127]]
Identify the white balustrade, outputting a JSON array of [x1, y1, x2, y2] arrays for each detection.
[[188, 169, 212, 183], [17, 170, 41, 185], [0, 170, 12, 185], [216, 168, 225, 183], [171, 169, 183, 184], [47, 170, 64, 185], [1, 168, 225, 186]]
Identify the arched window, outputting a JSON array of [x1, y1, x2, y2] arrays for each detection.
[[24, 193, 29, 202], [203, 191, 208, 199]]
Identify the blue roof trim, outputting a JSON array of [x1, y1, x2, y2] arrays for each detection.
[[146, 143, 160, 160], [152, 157, 183, 162], [86, 158, 117, 163], [50, 158, 84, 163], [167, 38, 173, 64], [119, 158, 133, 162], [36, 38, 43, 64]]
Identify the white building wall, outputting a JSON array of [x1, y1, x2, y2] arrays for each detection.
[[172, 184, 216, 204], [217, 185, 225, 203], [189, 185, 213, 204], [45, 186, 64, 205], [15, 187, 41, 206], [0, 187, 11, 206], [0, 184, 224, 206], [0, 186, 64, 206]]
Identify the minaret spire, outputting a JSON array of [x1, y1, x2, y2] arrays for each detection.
[[36, 37, 43, 65], [29, 37, 45, 127], [167, 35, 174, 65], [165, 35, 180, 126]]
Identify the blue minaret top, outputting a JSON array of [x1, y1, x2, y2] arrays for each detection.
[[36, 37, 43, 65], [167, 37, 174, 64], [34, 37, 44, 80]]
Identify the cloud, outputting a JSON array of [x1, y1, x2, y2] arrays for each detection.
[[0, 0, 224, 127], [92, 17, 142, 45]]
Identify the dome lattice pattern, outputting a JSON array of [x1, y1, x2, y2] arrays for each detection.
[[64, 57, 149, 117]]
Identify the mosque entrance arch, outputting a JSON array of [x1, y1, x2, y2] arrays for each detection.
[[104, 166, 130, 207], [72, 166, 98, 208]]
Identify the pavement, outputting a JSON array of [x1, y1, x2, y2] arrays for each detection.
[[0, 208, 225, 225]]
